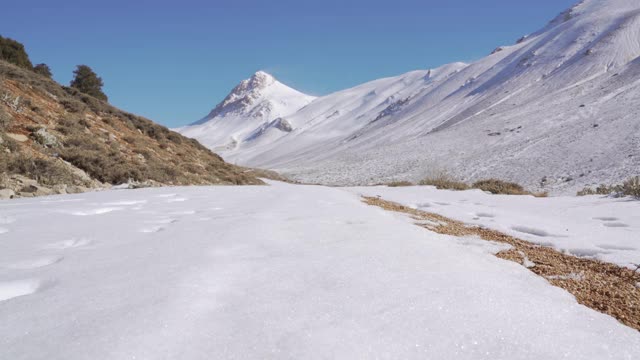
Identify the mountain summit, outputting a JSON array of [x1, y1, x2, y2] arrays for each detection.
[[178, 71, 315, 153]]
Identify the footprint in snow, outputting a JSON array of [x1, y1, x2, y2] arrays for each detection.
[[593, 217, 619, 222], [0, 227, 8, 235], [475, 212, 495, 218], [4, 255, 64, 270], [434, 202, 451, 206], [602, 222, 630, 228], [597, 244, 636, 251], [103, 200, 147, 206], [44, 238, 92, 250], [139, 225, 166, 233], [0, 279, 46, 302], [511, 226, 550, 237], [145, 218, 178, 225]]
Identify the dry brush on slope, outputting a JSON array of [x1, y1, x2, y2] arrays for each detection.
[[0, 60, 262, 198]]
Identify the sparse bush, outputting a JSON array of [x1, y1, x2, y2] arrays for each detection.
[[56, 115, 88, 135], [579, 177, 640, 198], [60, 98, 86, 113], [386, 181, 414, 187], [419, 174, 469, 191], [33, 63, 52, 78], [6, 154, 74, 185], [0, 106, 11, 129], [472, 179, 528, 195]]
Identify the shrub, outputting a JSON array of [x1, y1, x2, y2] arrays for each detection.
[[579, 177, 640, 198], [6, 154, 74, 185], [33, 63, 52, 78], [472, 179, 527, 195], [70, 65, 108, 101], [0, 106, 11, 129], [0, 36, 33, 70], [419, 174, 470, 191]]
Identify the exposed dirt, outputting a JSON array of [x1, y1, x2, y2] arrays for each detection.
[[363, 196, 640, 331]]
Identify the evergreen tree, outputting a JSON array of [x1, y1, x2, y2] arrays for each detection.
[[33, 63, 52, 78], [70, 65, 108, 101], [0, 35, 33, 69]]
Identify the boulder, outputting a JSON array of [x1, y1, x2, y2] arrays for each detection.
[[0, 189, 15, 200]]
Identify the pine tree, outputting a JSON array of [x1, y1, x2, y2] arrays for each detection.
[[33, 63, 52, 78], [70, 65, 108, 101], [0, 35, 33, 69]]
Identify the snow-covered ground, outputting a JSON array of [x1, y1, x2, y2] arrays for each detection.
[[1, 182, 639, 359], [350, 185, 640, 269], [179, 0, 640, 193]]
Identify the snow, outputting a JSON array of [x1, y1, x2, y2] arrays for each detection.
[[180, 0, 640, 193], [350, 185, 640, 269], [1, 182, 639, 359], [176, 71, 316, 154]]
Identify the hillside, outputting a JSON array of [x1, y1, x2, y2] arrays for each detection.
[[0, 60, 262, 199], [182, 0, 640, 194]]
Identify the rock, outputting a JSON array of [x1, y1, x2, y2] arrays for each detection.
[[0, 189, 15, 200], [19, 184, 53, 196], [6, 133, 28, 142], [52, 184, 68, 195], [33, 128, 59, 148]]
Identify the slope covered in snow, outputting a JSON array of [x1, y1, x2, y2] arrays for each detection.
[[177, 71, 316, 154], [187, 0, 640, 193], [1, 183, 639, 359]]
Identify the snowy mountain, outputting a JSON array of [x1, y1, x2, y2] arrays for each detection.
[[182, 0, 640, 193], [177, 71, 316, 154]]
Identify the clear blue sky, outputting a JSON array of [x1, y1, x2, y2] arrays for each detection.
[[3, 0, 576, 127]]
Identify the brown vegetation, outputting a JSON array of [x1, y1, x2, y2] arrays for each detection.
[[363, 196, 640, 331], [0, 59, 262, 197], [578, 177, 640, 198]]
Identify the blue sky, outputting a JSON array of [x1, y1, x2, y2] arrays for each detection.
[[3, 0, 576, 127]]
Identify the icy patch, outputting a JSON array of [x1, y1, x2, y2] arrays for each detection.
[[5, 256, 64, 270], [0, 279, 41, 301], [0, 216, 16, 225], [69, 207, 123, 216], [166, 198, 188, 203], [104, 200, 147, 206]]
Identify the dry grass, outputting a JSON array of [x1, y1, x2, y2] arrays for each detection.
[[578, 177, 640, 198], [385, 181, 415, 187], [419, 175, 469, 190], [363, 196, 640, 331]]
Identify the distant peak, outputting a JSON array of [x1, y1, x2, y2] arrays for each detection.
[[247, 71, 276, 89]]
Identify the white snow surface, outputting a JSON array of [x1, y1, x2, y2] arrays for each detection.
[[351, 185, 640, 269], [1, 182, 639, 359], [180, 0, 640, 193], [176, 71, 316, 154]]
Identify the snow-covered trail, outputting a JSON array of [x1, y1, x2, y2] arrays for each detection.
[[0, 182, 639, 359]]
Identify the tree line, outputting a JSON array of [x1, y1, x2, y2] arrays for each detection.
[[0, 35, 108, 101]]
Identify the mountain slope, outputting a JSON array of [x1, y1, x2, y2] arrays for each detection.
[[177, 71, 316, 155], [187, 0, 640, 193], [0, 60, 262, 199]]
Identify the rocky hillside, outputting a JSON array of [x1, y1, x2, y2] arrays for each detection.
[[0, 60, 262, 199]]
